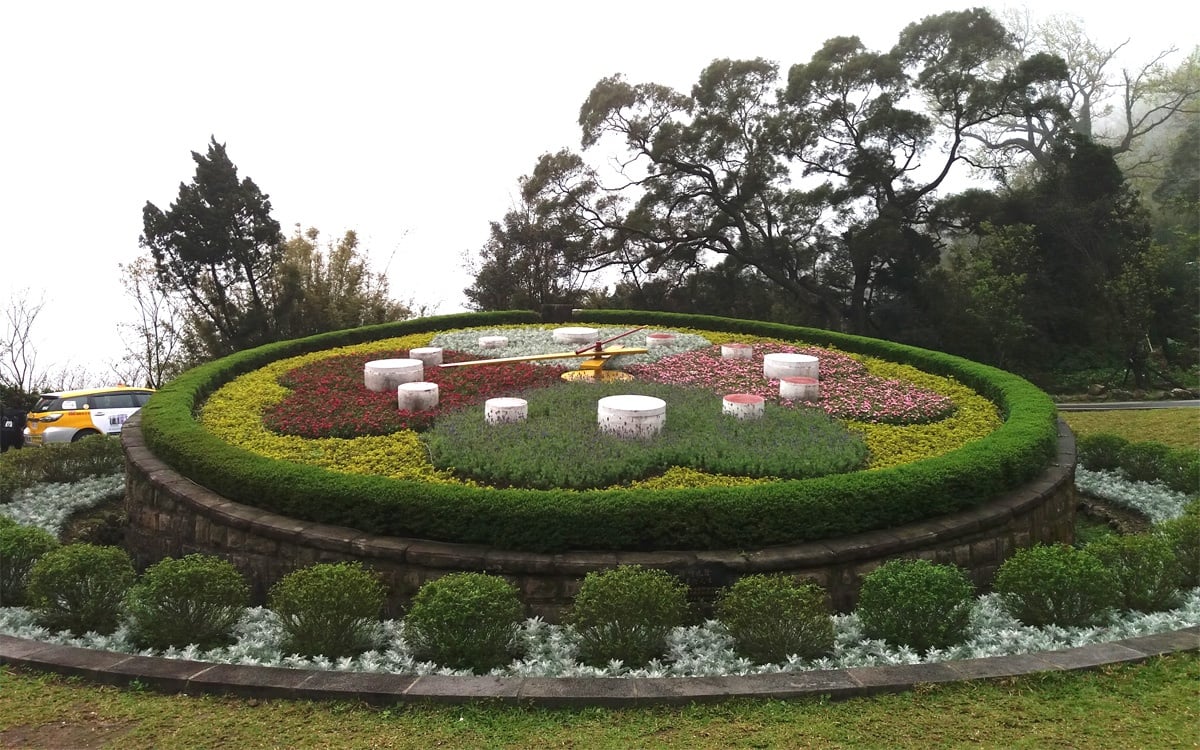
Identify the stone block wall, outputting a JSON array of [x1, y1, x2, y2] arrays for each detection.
[[122, 416, 1076, 619]]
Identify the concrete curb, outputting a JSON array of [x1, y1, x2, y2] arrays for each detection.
[[2, 627, 1196, 706]]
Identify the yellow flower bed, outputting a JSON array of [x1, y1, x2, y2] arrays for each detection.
[[200, 334, 465, 483], [199, 326, 1000, 487]]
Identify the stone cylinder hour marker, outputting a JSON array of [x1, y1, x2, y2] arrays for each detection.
[[364, 358, 424, 392], [397, 382, 439, 411]]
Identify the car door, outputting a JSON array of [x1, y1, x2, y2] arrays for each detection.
[[89, 393, 134, 435]]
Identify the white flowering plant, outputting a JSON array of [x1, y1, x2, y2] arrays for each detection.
[[0, 468, 1196, 677]]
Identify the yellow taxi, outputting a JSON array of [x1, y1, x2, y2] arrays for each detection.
[[23, 386, 155, 446]]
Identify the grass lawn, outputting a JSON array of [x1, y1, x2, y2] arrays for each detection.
[[1061, 407, 1200, 451], [1, 409, 1196, 748], [1, 654, 1197, 749]]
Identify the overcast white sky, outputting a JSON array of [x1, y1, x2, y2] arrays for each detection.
[[1, 0, 1191, 381]]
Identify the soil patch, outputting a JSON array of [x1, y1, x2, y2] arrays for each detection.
[[1077, 494, 1153, 536], [0, 705, 136, 749]]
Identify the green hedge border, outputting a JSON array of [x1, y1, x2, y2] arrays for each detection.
[[138, 310, 1059, 552]]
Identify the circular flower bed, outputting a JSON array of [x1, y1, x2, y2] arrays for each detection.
[[142, 311, 1053, 552], [202, 325, 995, 488]]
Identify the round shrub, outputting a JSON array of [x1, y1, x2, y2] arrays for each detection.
[[1116, 441, 1174, 484], [567, 565, 690, 668], [1076, 433, 1129, 471], [125, 554, 250, 650], [1086, 533, 1183, 613], [715, 574, 834, 663], [1156, 513, 1200, 589], [856, 559, 976, 653], [268, 562, 386, 659], [993, 544, 1118, 628], [403, 572, 524, 673], [1160, 448, 1199, 495], [0, 524, 60, 606], [26, 543, 136, 636]]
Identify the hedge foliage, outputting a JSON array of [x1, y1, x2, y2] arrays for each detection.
[[125, 554, 250, 651], [403, 572, 524, 673], [856, 559, 976, 652], [26, 543, 137, 636], [567, 565, 690, 667], [137, 310, 1060, 552]]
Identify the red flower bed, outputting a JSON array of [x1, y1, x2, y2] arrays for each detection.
[[264, 351, 568, 438]]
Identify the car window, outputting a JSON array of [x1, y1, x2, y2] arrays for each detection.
[[93, 393, 137, 409], [132, 392, 153, 406], [32, 396, 62, 412]]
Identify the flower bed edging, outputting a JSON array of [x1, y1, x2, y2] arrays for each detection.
[[2, 628, 1196, 706]]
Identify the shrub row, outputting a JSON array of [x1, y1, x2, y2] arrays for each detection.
[[0, 435, 124, 503], [137, 311, 1060, 552], [4, 532, 1193, 673], [1077, 432, 1199, 494]]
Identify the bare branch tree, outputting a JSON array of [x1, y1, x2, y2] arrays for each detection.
[[0, 289, 49, 393], [113, 255, 186, 388], [964, 10, 1199, 177]]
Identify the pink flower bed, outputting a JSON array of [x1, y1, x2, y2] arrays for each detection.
[[627, 344, 954, 424]]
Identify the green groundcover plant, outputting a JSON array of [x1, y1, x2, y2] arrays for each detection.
[[856, 559, 976, 653], [425, 380, 869, 489], [26, 543, 136, 637], [568, 565, 691, 668], [0, 465, 1196, 675], [715, 574, 835, 663], [993, 544, 1120, 628]]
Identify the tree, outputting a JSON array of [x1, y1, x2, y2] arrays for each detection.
[[273, 227, 412, 337], [968, 11, 1200, 179], [539, 10, 1066, 334], [923, 134, 1156, 379], [464, 156, 597, 311], [924, 222, 1039, 369], [572, 58, 844, 328], [0, 289, 48, 395], [112, 255, 186, 388], [781, 9, 1068, 333], [140, 137, 284, 358]]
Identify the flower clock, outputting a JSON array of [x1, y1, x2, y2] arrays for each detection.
[[200, 324, 1002, 488]]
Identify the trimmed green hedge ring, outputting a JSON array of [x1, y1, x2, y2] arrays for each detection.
[[138, 311, 1059, 552]]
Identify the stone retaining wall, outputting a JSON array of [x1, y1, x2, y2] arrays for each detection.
[[122, 415, 1076, 619]]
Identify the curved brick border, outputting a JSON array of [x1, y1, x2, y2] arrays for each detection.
[[120, 418, 1079, 618], [1, 629, 1196, 705]]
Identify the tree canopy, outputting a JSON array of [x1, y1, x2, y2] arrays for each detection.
[[467, 7, 1196, 388], [140, 139, 413, 365], [140, 137, 284, 358]]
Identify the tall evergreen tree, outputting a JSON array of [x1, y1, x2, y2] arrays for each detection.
[[140, 137, 283, 358]]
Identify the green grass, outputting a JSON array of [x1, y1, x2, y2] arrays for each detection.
[[1061, 408, 1200, 451], [1, 654, 1197, 749]]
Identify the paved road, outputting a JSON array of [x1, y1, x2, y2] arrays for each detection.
[[1054, 400, 1200, 411]]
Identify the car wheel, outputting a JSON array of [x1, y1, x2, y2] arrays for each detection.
[[72, 429, 101, 442]]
